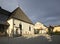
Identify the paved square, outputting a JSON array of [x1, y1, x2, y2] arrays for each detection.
[[0, 34, 60, 44]]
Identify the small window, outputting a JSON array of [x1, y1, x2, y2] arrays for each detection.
[[29, 26, 31, 31], [34, 29, 40, 34]]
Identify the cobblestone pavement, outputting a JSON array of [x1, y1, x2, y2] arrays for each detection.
[[0, 34, 60, 44]]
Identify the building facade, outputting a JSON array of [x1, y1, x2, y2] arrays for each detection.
[[0, 7, 34, 37], [0, 7, 11, 36], [53, 25, 60, 32], [7, 7, 34, 37], [34, 22, 48, 34]]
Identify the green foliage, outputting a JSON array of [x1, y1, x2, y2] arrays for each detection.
[[53, 31, 60, 35], [47, 26, 54, 35]]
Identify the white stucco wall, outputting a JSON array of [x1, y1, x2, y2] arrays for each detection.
[[53, 26, 60, 32], [13, 19, 34, 35], [34, 22, 48, 34], [7, 18, 13, 37], [7, 18, 34, 37]]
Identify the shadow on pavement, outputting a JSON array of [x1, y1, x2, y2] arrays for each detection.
[[0, 35, 60, 44]]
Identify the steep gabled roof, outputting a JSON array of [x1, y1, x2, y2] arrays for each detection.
[[11, 7, 33, 25], [0, 7, 11, 25], [0, 7, 11, 16], [0, 7, 11, 21]]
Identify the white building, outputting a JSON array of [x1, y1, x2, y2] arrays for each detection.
[[7, 7, 34, 37], [0, 7, 34, 37], [53, 25, 60, 32], [34, 22, 48, 34]]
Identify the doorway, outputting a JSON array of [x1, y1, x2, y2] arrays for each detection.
[[19, 24, 22, 36]]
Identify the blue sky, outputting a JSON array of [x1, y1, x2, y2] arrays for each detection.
[[0, 0, 60, 26]]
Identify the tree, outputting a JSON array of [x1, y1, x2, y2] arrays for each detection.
[[48, 26, 54, 35]]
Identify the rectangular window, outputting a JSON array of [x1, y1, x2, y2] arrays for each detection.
[[19, 24, 22, 30], [29, 26, 31, 31]]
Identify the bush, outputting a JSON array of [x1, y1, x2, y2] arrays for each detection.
[[53, 31, 60, 35]]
